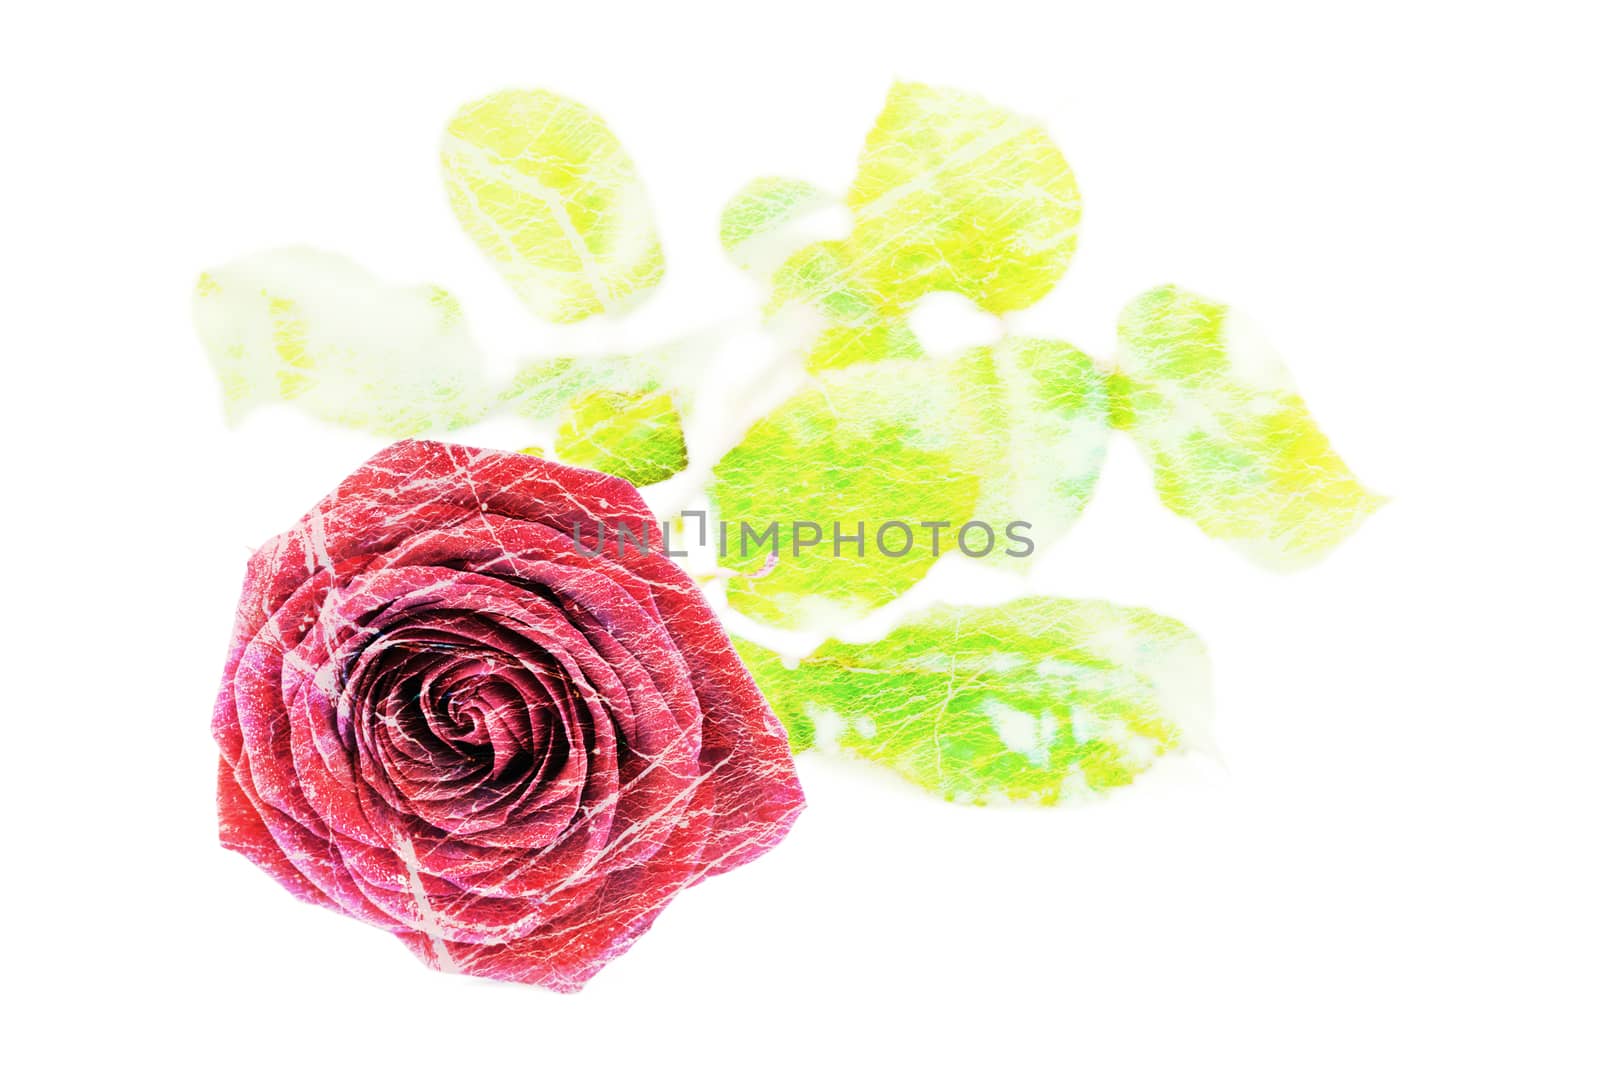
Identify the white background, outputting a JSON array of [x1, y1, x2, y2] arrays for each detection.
[[6, 2, 1597, 1063]]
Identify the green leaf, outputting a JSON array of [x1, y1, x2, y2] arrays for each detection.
[[735, 597, 1212, 804], [750, 83, 1080, 375], [952, 338, 1110, 568], [767, 241, 926, 374], [710, 360, 981, 628], [1112, 285, 1386, 568], [442, 89, 664, 323], [839, 82, 1081, 315], [710, 337, 1111, 623], [554, 388, 687, 486], [192, 248, 490, 434], [720, 177, 833, 280]]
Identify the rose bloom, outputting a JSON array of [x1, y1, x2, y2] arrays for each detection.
[[213, 440, 804, 990]]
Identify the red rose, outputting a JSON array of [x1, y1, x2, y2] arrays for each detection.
[[213, 440, 804, 990]]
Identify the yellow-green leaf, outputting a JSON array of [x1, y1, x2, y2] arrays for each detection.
[[720, 177, 833, 280], [840, 82, 1082, 315], [953, 337, 1110, 568], [442, 89, 664, 323], [554, 388, 687, 486], [750, 83, 1081, 375], [710, 360, 981, 628], [1112, 285, 1385, 568], [767, 241, 926, 373], [735, 597, 1212, 804]]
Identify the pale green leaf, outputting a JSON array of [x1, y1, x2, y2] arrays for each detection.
[[192, 248, 490, 435], [442, 89, 664, 323], [719, 177, 833, 280], [753, 83, 1080, 374], [952, 337, 1110, 568], [767, 241, 926, 373], [498, 351, 672, 422], [1112, 285, 1385, 568], [735, 597, 1213, 804]]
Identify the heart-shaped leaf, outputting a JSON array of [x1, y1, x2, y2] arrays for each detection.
[[840, 82, 1082, 315]]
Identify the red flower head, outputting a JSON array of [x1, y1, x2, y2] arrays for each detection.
[[213, 440, 804, 990]]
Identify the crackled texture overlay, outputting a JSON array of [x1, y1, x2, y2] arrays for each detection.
[[443, 90, 665, 323], [554, 388, 687, 487], [749, 83, 1081, 375], [1111, 286, 1385, 568], [214, 441, 803, 990], [710, 360, 981, 629], [194, 248, 489, 434], [737, 598, 1211, 804]]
